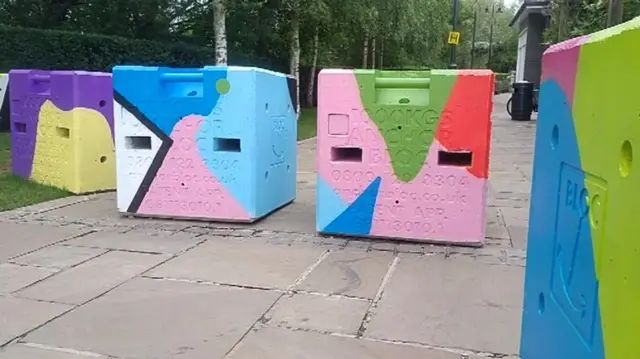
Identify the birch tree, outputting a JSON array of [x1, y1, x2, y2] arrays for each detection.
[[213, 0, 227, 64]]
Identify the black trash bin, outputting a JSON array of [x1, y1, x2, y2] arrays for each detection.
[[510, 81, 534, 121]]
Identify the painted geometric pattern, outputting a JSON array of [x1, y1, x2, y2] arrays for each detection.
[[520, 17, 640, 359], [316, 69, 494, 244], [113, 66, 297, 222], [0, 74, 9, 132], [9, 70, 115, 194]]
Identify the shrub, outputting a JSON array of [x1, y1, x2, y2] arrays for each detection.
[[0, 25, 285, 73]]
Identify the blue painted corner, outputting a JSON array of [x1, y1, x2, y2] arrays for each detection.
[[316, 175, 348, 231], [113, 65, 228, 136], [323, 176, 382, 236]]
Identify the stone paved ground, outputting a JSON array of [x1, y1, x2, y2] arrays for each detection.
[[0, 94, 535, 359]]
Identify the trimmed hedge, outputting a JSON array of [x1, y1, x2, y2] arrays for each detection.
[[0, 25, 287, 73]]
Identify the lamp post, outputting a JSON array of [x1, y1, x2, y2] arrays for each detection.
[[486, 3, 502, 69], [448, 0, 460, 68]]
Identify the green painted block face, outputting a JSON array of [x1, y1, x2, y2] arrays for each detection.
[[353, 70, 457, 182], [572, 17, 640, 359]]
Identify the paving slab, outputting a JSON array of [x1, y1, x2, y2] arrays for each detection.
[[365, 254, 524, 356], [267, 293, 370, 335], [507, 225, 529, 250], [0, 263, 58, 295], [0, 344, 95, 359], [17, 251, 168, 305], [148, 238, 325, 289], [253, 203, 316, 234], [0, 223, 89, 262], [10, 246, 106, 269], [295, 249, 393, 299], [25, 278, 280, 359], [64, 228, 203, 255], [228, 326, 484, 359], [0, 296, 72, 346]]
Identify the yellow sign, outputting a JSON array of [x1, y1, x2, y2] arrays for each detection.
[[448, 31, 461, 45]]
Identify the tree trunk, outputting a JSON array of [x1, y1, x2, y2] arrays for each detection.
[[290, 10, 301, 116], [362, 30, 369, 68], [379, 40, 384, 69], [306, 25, 320, 108], [371, 37, 377, 69], [213, 0, 227, 65], [607, 0, 624, 27], [557, 1, 569, 41]]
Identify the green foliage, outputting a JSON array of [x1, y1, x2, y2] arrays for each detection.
[[495, 72, 511, 93], [0, 0, 520, 73], [0, 25, 287, 73], [455, 0, 518, 71], [0, 25, 213, 72], [544, 0, 640, 43]]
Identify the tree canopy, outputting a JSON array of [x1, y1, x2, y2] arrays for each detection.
[[0, 0, 519, 71]]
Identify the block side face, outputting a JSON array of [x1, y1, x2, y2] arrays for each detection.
[[520, 78, 604, 359], [572, 22, 640, 359], [0, 74, 9, 132], [196, 68, 256, 218], [114, 66, 251, 221], [9, 69, 46, 178], [8, 70, 115, 192], [254, 70, 297, 218], [316, 69, 486, 243], [435, 71, 493, 179]]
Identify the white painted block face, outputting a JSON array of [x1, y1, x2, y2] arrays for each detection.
[[113, 101, 162, 213], [0, 74, 8, 106], [0, 74, 9, 126]]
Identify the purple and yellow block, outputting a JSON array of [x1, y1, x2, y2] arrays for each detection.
[[316, 69, 494, 245], [9, 70, 115, 194], [520, 17, 640, 359]]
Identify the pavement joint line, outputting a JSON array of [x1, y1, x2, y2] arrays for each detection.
[[18, 341, 118, 358], [4, 260, 64, 272], [17, 247, 110, 272], [5, 229, 98, 263], [290, 289, 373, 302], [358, 335, 517, 358], [7, 293, 80, 307], [60, 243, 167, 256], [141, 275, 284, 293], [8, 249, 115, 297], [1, 237, 209, 349], [223, 249, 332, 358], [287, 249, 332, 291], [268, 324, 518, 359], [356, 254, 400, 338]]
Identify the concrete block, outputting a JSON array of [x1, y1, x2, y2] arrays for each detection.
[[9, 70, 115, 194], [0, 73, 9, 132], [316, 69, 493, 245], [520, 18, 640, 359], [113, 66, 297, 222]]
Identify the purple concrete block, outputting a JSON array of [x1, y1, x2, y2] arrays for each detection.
[[9, 70, 114, 178]]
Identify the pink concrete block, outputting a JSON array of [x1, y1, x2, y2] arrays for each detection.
[[316, 69, 493, 245]]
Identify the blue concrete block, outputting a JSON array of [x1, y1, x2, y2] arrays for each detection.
[[113, 66, 297, 222]]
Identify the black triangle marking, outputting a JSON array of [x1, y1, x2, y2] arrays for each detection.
[[114, 90, 173, 214]]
